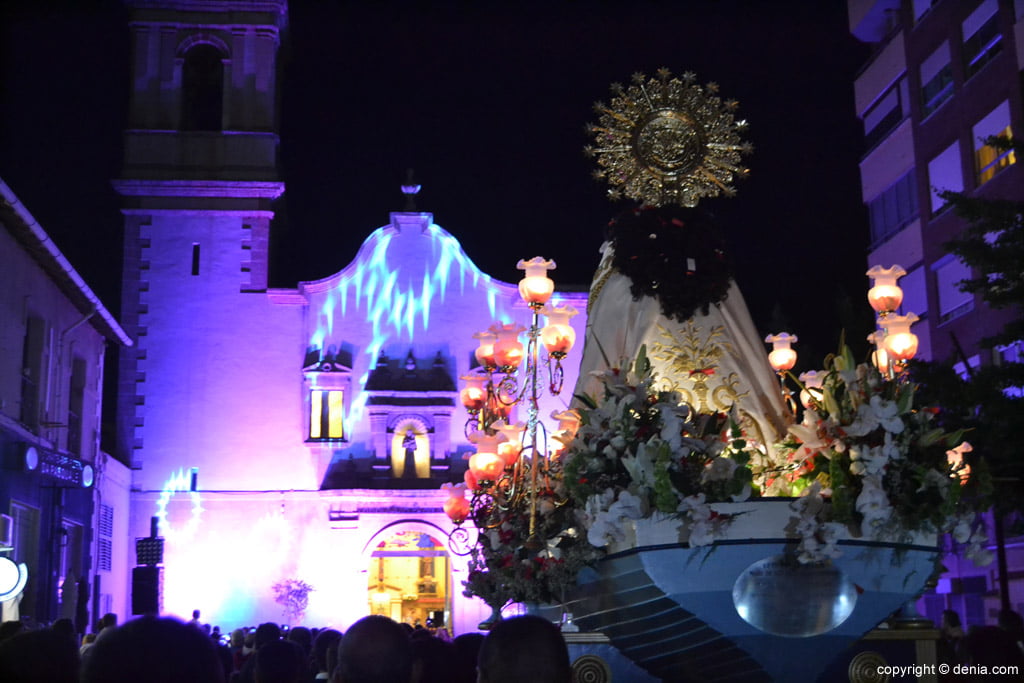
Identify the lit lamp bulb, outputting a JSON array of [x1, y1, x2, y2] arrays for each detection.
[[441, 482, 471, 524], [463, 467, 479, 492], [517, 257, 556, 307], [945, 441, 973, 485], [468, 432, 506, 484], [880, 313, 919, 362], [866, 265, 906, 316], [492, 421, 525, 467], [550, 431, 575, 460], [765, 333, 798, 373], [473, 330, 497, 368], [867, 330, 891, 376], [492, 323, 525, 370], [459, 373, 487, 411], [798, 370, 824, 409], [540, 304, 578, 357]]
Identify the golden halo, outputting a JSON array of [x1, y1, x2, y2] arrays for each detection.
[[585, 68, 752, 207]]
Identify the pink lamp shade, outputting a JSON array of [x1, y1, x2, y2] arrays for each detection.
[[764, 332, 798, 372], [540, 304, 578, 356], [516, 257, 556, 306], [866, 265, 906, 315]]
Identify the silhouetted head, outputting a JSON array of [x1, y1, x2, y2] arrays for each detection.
[[477, 616, 570, 683], [312, 628, 342, 674], [255, 639, 304, 683], [336, 615, 414, 683], [81, 616, 224, 683], [254, 622, 282, 649], [0, 628, 80, 683]]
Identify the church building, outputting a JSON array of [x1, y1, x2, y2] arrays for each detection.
[[111, 0, 587, 632]]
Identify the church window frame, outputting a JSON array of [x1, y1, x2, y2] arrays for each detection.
[[177, 37, 229, 132], [303, 361, 352, 443]]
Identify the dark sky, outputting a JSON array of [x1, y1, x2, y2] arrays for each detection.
[[0, 0, 870, 365]]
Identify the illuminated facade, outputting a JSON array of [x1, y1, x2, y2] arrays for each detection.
[[113, 0, 586, 632]]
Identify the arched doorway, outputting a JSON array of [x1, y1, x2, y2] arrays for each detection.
[[367, 529, 451, 630]]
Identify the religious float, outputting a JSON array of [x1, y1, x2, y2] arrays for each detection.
[[441, 70, 990, 682]]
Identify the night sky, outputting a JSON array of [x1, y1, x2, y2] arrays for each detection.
[[0, 0, 870, 366]]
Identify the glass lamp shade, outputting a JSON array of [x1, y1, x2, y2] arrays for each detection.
[[468, 451, 504, 483], [550, 409, 581, 436], [540, 304, 578, 355], [441, 483, 471, 523], [463, 468, 479, 492], [765, 332, 798, 372], [492, 324, 526, 369], [517, 257, 556, 306], [492, 421, 525, 467], [866, 331, 891, 375], [473, 330, 497, 368], [880, 313, 919, 361], [797, 370, 824, 409], [946, 441, 973, 484], [866, 265, 906, 314], [459, 374, 487, 411], [468, 432, 506, 482]]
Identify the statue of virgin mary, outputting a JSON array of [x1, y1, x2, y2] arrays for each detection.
[[576, 70, 789, 459]]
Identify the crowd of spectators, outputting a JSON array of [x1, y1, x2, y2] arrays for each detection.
[[0, 611, 571, 683]]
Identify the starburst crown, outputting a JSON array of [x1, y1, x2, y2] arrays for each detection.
[[585, 68, 752, 208]]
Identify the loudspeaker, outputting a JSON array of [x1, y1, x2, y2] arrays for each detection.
[[131, 566, 162, 615]]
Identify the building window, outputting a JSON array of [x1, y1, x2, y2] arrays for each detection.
[[20, 316, 45, 430], [181, 44, 224, 131], [973, 100, 1015, 185], [928, 142, 963, 215], [919, 42, 952, 118], [913, 0, 938, 22], [310, 389, 345, 440], [934, 256, 974, 323], [863, 80, 905, 150], [97, 504, 114, 572], [67, 357, 86, 456], [868, 168, 919, 244], [963, 0, 1002, 79]]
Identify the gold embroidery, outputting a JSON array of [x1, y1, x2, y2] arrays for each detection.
[[650, 321, 748, 413]]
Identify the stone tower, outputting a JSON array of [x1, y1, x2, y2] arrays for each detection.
[[114, 1, 292, 487]]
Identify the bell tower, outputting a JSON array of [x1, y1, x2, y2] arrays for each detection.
[[114, 1, 288, 471]]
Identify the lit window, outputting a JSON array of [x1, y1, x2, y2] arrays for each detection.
[[310, 389, 345, 440], [920, 42, 952, 118], [934, 256, 973, 323], [928, 142, 963, 214], [963, 0, 1002, 78], [973, 101, 1015, 185]]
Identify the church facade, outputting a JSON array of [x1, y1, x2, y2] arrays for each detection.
[[113, 0, 587, 632]]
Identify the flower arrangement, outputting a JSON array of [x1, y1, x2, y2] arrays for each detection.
[[462, 478, 601, 615], [775, 345, 992, 564], [462, 342, 992, 616], [563, 344, 992, 566], [272, 578, 314, 625], [564, 345, 764, 550]]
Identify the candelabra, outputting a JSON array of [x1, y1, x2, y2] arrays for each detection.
[[442, 257, 580, 558], [764, 263, 921, 411]]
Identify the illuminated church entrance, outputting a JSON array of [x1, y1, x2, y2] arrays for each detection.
[[368, 531, 450, 629]]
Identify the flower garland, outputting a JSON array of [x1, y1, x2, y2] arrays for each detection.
[[608, 205, 733, 323]]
